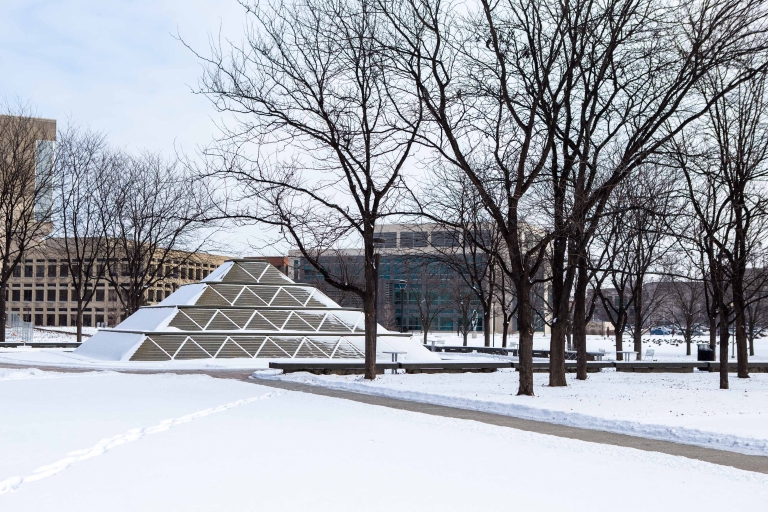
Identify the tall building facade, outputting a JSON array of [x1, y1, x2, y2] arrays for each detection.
[[289, 224, 550, 337]]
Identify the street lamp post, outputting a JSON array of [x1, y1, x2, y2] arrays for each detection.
[[397, 279, 407, 333]]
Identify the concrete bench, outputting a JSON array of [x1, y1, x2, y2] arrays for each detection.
[[269, 362, 399, 375], [614, 362, 707, 373], [400, 361, 513, 374], [705, 362, 768, 373], [512, 361, 609, 373]]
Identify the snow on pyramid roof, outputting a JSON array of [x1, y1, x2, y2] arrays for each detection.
[[75, 259, 438, 363]]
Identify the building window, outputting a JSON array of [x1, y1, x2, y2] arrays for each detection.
[[59, 289, 68, 302], [147, 289, 154, 302], [35, 289, 44, 302], [11, 290, 20, 301], [47, 289, 56, 302], [12, 266, 20, 278], [59, 265, 69, 278], [375, 231, 397, 248], [58, 314, 68, 326], [46, 314, 55, 326], [23, 290, 32, 301], [432, 231, 458, 247], [34, 314, 43, 326], [399, 232, 428, 248], [95, 289, 105, 302], [36, 266, 45, 278], [83, 315, 92, 327], [25, 265, 33, 278], [108, 289, 117, 302], [47, 265, 57, 278], [196, 269, 202, 280]]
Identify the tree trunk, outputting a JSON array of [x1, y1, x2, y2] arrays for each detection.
[[548, 303, 568, 387], [709, 316, 717, 353], [77, 302, 84, 345], [516, 286, 535, 396], [732, 280, 749, 378], [719, 306, 729, 390], [363, 253, 380, 381], [573, 263, 589, 380], [549, 232, 570, 385], [483, 306, 491, 347], [502, 318, 509, 348], [0, 282, 6, 344], [615, 328, 624, 361]]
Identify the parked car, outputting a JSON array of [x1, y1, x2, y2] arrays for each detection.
[[650, 326, 672, 335]]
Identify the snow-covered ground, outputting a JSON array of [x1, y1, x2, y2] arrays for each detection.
[[0, 368, 765, 511], [269, 368, 768, 456]]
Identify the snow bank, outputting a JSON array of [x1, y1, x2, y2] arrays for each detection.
[[263, 369, 768, 456]]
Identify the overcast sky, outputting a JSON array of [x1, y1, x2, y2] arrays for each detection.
[[0, 0, 286, 256]]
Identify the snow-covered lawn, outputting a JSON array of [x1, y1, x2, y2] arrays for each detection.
[[270, 368, 768, 456], [427, 332, 768, 361], [0, 368, 765, 511]]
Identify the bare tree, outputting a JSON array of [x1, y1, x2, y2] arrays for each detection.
[[191, 0, 422, 380], [448, 275, 479, 346], [383, 0, 768, 394], [0, 104, 56, 341], [493, 264, 517, 348], [104, 153, 213, 317], [53, 126, 118, 342], [420, 170, 503, 347], [673, 69, 768, 387], [662, 270, 707, 356], [402, 258, 450, 345]]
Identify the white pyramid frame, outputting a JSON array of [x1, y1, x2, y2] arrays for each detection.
[[75, 259, 434, 362]]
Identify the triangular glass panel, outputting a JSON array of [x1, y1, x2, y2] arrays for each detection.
[[269, 289, 303, 307], [130, 338, 171, 361], [216, 339, 253, 358], [174, 339, 213, 359]]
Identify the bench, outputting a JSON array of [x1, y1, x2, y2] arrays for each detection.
[[400, 361, 513, 374], [614, 362, 706, 373], [269, 362, 399, 375], [705, 362, 768, 373], [512, 361, 610, 373]]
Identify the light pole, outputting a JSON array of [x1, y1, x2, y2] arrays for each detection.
[[396, 279, 407, 333]]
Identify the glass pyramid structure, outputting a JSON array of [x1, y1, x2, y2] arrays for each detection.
[[75, 259, 434, 362]]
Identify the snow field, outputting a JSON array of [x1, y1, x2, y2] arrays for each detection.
[[270, 368, 768, 456], [0, 368, 766, 511], [427, 332, 768, 361]]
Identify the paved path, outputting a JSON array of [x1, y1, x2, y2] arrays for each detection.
[[3, 362, 768, 474]]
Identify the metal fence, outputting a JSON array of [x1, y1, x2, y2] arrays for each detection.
[[4, 312, 34, 344]]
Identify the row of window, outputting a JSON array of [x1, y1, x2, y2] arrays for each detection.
[[374, 230, 492, 249], [5, 287, 174, 303], [11, 264, 212, 281], [15, 313, 115, 328]]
